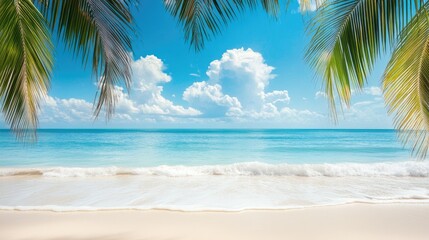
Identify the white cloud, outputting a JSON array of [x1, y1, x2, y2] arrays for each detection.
[[114, 86, 140, 115], [280, 107, 323, 122], [315, 91, 327, 99], [38, 55, 201, 126], [364, 86, 382, 96], [351, 86, 382, 96], [338, 97, 390, 127], [183, 48, 322, 123], [206, 48, 275, 110], [40, 96, 93, 124], [189, 73, 200, 77], [353, 101, 373, 107], [183, 81, 242, 117], [131, 55, 200, 116], [264, 90, 290, 105]]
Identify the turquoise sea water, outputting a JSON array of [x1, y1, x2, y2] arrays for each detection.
[[1, 129, 428, 211], [0, 129, 412, 167]]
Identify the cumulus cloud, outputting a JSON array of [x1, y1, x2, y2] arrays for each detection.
[[264, 90, 290, 105], [131, 56, 200, 116], [40, 96, 93, 124], [206, 48, 275, 110], [39, 90, 142, 124], [183, 81, 242, 117], [183, 48, 322, 123], [38, 55, 201, 125]]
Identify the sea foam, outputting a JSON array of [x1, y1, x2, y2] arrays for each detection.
[[1, 161, 428, 177]]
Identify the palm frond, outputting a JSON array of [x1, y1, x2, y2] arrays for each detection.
[[164, 0, 281, 51], [383, 4, 429, 158], [40, 0, 134, 118], [305, 0, 422, 119], [0, 0, 53, 138]]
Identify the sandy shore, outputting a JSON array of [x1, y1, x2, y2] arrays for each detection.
[[1, 204, 428, 240]]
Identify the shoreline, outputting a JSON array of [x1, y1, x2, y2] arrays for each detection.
[[2, 201, 429, 213], [1, 203, 428, 240]]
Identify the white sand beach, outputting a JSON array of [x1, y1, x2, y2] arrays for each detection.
[[1, 203, 428, 240]]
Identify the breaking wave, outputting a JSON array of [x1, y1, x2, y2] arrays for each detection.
[[1, 161, 428, 178]]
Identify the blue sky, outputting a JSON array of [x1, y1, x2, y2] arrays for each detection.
[[1, 0, 393, 129]]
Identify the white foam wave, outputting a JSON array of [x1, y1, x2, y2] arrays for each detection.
[[2, 200, 429, 212], [1, 161, 429, 178]]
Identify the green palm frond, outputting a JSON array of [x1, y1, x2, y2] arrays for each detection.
[[383, 4, 429, 158], [165, 0, 324, 51], [39, 0, 134, 118], [0, 0, 53, 138], [305, 0, 422, 120], [164, 0, 281, 51]]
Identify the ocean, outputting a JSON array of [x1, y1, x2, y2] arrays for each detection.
[[0, 129, 428, 211]]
